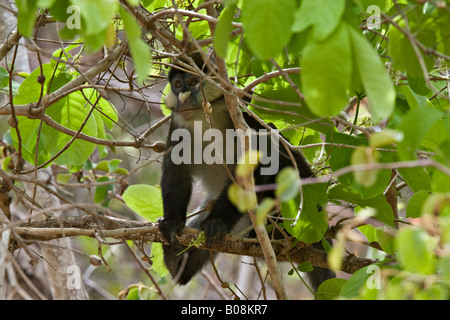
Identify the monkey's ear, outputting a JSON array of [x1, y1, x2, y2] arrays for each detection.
[[164, 90, 178, 110]]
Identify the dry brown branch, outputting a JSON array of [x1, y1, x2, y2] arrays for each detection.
[[9, 215, 376, 275]]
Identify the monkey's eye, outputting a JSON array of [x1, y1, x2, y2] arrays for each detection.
[[188, 78, 199, 87], [174, 79, 183, 89]]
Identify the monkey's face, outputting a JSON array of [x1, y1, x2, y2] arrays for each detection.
[[169, 72, 203, 120]]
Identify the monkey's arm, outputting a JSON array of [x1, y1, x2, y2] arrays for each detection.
[[159, 142, 192, 244]]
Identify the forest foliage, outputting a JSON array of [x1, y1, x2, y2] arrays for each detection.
[[0, 0, 449, 300]]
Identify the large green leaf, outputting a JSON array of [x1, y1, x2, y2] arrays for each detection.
[[292, 0, 345, 41], [250, 89, 335, 134], [43, 91, 98, 166], [397, 166, 431, 193], [301, 23, 352, 118], [11, 64, 70, 166], [241, 0, 296, 60], [10, 116, 52, 167], [388, 16, 436, 95], [406, 190, 431, 218], [94, 176, 114, 207], [119, 6, 151, 83], [396, 227, 436, 275], [123, 184, 163, 222], [397, 107, 443, 160], [11, 64, 117, 167], [316, 278, 347, 300], [275, 167, 300, 202], [339, 263, 384, 299], [16, 0, 38, 37], [213, 1, 237, 58], [71, 0, 117, 36], [326, 132, 392, 199], [328, 184, 395, 227], [282, 182, 328, 244], [347, 24, 395, 123]]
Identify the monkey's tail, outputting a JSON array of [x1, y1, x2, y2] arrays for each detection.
[[163, 244, 211, 285], [164, 243, 335, 290], [305, 242, 335, 292]]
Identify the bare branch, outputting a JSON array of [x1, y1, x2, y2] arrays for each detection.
[[11, 215, 375, 276]]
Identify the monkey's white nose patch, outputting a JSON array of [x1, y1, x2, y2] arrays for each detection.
[[179, 91, 191, 104]]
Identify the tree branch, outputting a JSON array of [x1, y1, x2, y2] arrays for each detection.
[[9, 215, 376, 275]]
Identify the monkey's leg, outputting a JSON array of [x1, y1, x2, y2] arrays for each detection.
[[203, 187, 243, 247]]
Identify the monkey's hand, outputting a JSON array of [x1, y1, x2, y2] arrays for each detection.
[[158, 217, 185, 245]]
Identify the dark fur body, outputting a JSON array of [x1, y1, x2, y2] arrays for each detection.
[[158, 55, 334, 289]]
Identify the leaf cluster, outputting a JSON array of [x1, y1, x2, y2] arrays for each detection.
[[1, 0, 449, 300]]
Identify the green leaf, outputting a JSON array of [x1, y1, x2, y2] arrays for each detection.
[[235, 150, 260, 179], [396, 227, 436, 274], [72, 0, 117, 36], [406, 190, 431, 218], [10, 116, 51, 167], [292, 0, 345, 41], [326, 132, 367, 185], [241, 0, 296, 60], [369, 129, 403, 148], [326, 132, 393, 199], [340, 263, 383, 299], [249, 89, 335, 134], [301, 24, 352, 118], [297, 261, 313, 273], [431, 169, 450, 193], [283, 183, 328, 244], [256, 197, 275, 225], [16, 0, 38, 37], [397, 165, 431, 193], [123, 184, 163, 222], [339, 265, 370, 299], [395, 84, 431, 110], [376, 228, 395, 255], [0, 67, 9, 88], [95, 159, 122, 173], [126, 287, 140, 300], [151, 242, 169, 278], [358, 224, 395, 254], [358, 225, 378, 243], [422, 193, 450, 217], [328, 233, 345, 271], [388, 16, 436, 95], [275, 167, 300, 202], [227, 183, 257, 213], [92, 89, 118, 130], [397, 107, 442, 160], [438, 256, 450, 285], [44, 91, 98, 166], [13, 63, 70, 105], [94, 176, 114, 207], [347, 25, 395, 123], [119, 6, 151, 82], [213, 3, 237, 58], [10, 64, 102, 167], [329, 184, 395, 227], [316, 278, 347, 300], [351, 147, 380, 188]]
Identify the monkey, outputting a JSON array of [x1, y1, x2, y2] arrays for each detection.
[[158, 52, 334, 291]]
